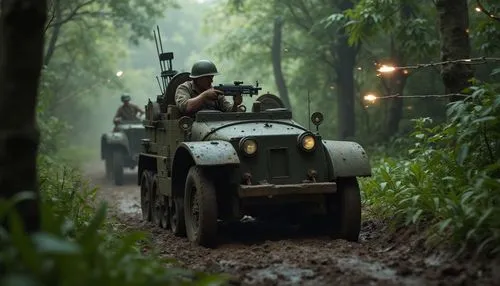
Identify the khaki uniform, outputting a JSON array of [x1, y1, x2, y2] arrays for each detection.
[[175, 81, 233, 115], [115, 104, 142, 120]]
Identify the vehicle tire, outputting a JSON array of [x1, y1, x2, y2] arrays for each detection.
[[113, 150, 125, 186], [329, 177, 361, 242], [184, 166, 218, 247], [160, 196, 170, 229], [151, 174, 163, 227], [140, 170, 153, 222], [170, 196, 186, 237], [105, 155, 112, 180]]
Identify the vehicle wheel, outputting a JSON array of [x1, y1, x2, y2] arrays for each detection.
[[329, 177, 361, 242], [151, 174, 161, 226], [105, 155, 112, 180], [170, 197, 186, 237], [184, 166, 218, 247], [140, 170, 153, 222], [112, 150, 124, 186], [160, 196, 170, 229]]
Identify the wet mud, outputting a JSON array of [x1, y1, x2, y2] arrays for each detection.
[[84, 161, 499, 286]]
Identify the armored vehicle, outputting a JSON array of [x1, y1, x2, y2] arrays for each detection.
[[101, 119, 146, 185], [136, 27, 371, 248]]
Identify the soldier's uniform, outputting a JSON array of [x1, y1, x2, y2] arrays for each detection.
[[175, 59, 234, 115], [175, 81, 232, 114], [114, 103, 142, 120]]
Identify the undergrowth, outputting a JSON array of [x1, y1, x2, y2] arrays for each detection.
[[360, 81, 500, 257], [1, 155, 228, 285]]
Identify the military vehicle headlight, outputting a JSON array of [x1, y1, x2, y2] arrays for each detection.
[[240, 138, 257, 156], [298, 133, 316, 152]]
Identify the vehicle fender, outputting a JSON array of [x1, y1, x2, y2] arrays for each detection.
[[176, 140, 240, 166], [101, 132, 129, 157], [171, 140, 240, 198], [322, 140, 371, 179]]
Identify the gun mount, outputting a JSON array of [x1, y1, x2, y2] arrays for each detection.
[[214, 81, 262, 97]]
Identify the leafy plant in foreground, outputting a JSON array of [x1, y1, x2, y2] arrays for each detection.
[[0, 192, 228, 286]]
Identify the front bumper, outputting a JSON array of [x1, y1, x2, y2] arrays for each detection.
[[238, 182, 336, 198]]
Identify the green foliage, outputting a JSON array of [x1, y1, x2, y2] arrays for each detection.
[[0, 156, 228, 285], [344, 0, 440, 57], [469, 2, 500, 54], [38, 155, 96, 231], [0, 201, 227, 285], [361, 82, 500, 256]]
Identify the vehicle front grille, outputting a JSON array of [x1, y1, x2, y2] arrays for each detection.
[[233, 134, 327, 185], [268, 148, 289, 178]]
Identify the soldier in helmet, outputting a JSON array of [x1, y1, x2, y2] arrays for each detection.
[[113, 94, 145, 123], [175, 60, 243, 115]]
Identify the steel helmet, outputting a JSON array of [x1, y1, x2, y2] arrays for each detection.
[[121, 94, 131, 102], [189, 60, 219, 79]]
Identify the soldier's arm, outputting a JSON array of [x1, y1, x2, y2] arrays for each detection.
[[133, 104, 145, 115], [175, 85, 206, 114]]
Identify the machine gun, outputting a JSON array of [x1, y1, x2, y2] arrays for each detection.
[[214, 81, 262, 97]]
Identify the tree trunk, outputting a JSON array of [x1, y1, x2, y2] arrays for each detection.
[[384, 4, 411, 138], [384, 71, 407, 138], [271, 16, 290, 109], [435, 0, 473, 102], [333, 0, 357, 140], [44, 0, 61, 66], [0, 0, 47, 233]]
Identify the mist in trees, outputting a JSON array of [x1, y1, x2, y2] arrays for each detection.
[[5, 0, 499, 162]]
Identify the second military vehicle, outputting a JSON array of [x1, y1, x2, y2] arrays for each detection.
[[137, 27, 371, 248], [101, 118, 145, 185]]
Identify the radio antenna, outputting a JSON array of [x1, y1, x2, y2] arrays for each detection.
[[156, 76, 163, 94], [153, 28, 165, 92], [156, 25, 168, 89]]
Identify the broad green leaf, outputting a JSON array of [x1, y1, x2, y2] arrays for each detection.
[[472, 116, 496, 124], [457, 144, 469, 166], [32, 233, 81, 255]]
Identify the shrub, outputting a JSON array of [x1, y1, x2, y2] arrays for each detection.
[[1, 196, 227, 285], [360, 82, 500, 257]]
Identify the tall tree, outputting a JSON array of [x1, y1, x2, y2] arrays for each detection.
[[435, 0, 474, 102], [333, 0, 358, 139], [0, 0, 47, 232], [271, 16, 291, 109]]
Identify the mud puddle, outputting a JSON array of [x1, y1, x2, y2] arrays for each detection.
[[241, 263, 315, 285], [334, 257, 424, 285]]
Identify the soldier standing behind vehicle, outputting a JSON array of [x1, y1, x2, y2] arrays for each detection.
[[175, 60, 243, 116], [113, 94, 145, 123]]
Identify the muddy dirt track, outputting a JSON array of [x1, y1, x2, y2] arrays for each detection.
[[85, 162, 499, 286]]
